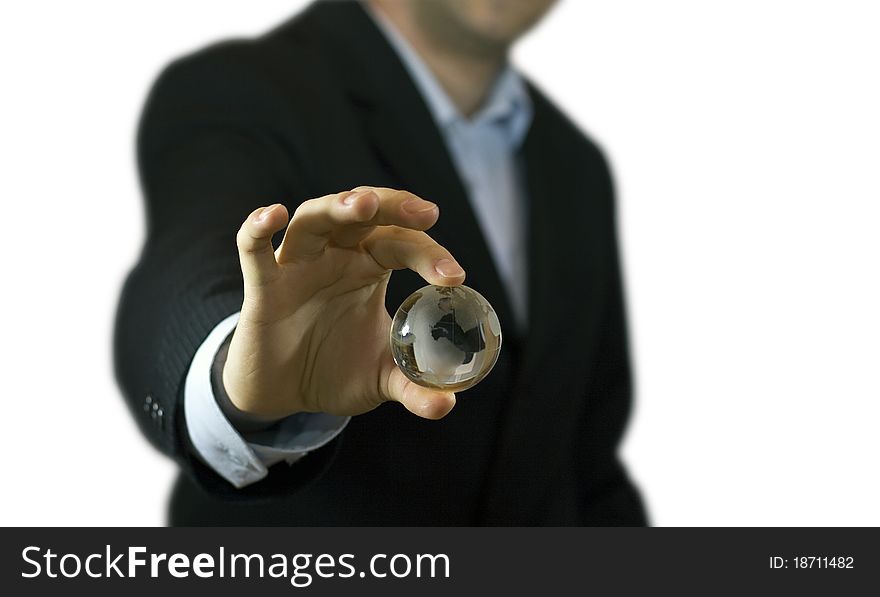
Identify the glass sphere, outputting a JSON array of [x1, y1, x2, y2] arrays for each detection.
[[390, 284, 502, 391]]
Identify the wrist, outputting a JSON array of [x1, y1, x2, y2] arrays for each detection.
[[213, 333, 289, 432]]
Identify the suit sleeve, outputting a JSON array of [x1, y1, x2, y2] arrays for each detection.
[[113, 45, 341, 501], [577, 145, 650, 525]]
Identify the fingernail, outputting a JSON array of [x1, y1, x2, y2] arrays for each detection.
[[343, 190, 368, 205], [256, 203, 280, 222], [402, 198, 438, 214], [435, 259, 464, 278]]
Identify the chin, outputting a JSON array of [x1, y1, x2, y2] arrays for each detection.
[[459, 0, 557, 43], [418, 0, 557, 52]]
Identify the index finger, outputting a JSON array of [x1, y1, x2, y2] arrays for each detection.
[[276, 186, 440, 262]]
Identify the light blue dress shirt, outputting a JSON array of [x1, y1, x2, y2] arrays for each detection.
[[183, 7, 534, 488]]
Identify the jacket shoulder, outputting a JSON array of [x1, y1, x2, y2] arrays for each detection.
[[527, 80, 611, 167], [525, 79, 616, 201], [145, 32, 315, 108]]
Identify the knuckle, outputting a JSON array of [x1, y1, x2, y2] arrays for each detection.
[[381, 370, 398, 403], [292, 199, 316, 220], [418, 236, 442, 253], [397, 190, 420, 203], [235, 226, 251, 249]]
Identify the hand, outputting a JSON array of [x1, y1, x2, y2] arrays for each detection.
[[222, 186, 466, 421]]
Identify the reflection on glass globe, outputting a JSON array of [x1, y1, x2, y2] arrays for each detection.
[[390, 284, 502, 392]]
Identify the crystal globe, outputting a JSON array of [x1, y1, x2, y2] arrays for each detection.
[[390, 284, 502, 391]]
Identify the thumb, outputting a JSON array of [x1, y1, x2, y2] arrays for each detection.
[[382, 363, 457, 420], [236, 203, 289, 287]]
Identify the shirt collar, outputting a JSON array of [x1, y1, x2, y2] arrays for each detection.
[[365, 2, 533, 148]]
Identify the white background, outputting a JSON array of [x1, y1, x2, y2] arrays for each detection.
[[1, 0, 878, 526]]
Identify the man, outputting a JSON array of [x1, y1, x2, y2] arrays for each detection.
[[115, 0, 648, 525]]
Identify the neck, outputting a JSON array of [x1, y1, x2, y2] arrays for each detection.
[[370, 0, 506, 117]]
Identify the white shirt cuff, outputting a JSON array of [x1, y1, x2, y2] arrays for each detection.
[[183, 312, 349, 488]]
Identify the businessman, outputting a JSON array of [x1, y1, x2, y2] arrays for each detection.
[[115, 0, 648, 525]]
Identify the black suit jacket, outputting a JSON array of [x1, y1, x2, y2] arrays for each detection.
[[114, 0, 648, 525]]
